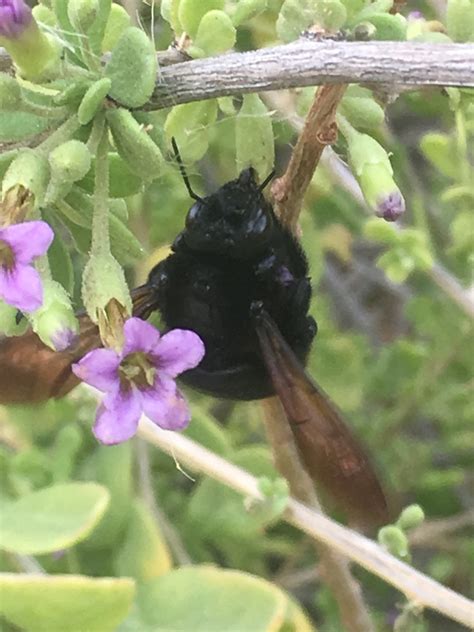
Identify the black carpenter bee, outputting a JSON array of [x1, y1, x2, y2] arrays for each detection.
[[0, 143, 388, 527]]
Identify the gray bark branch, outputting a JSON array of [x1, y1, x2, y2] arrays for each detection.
[[149, 40, 474, 110]]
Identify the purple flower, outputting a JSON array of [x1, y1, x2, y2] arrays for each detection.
[[0, 220, 54, 312], [375, 191, 406, 222], [72, 317, 205, 445], [0, 0, 31, 38]]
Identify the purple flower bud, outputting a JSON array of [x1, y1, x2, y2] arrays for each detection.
[[375, 191, 406, 222], [51, 327, 79, 352], [0, 0, 32, 38], [408, 11, 423, 20]]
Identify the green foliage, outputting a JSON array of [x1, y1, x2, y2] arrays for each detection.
[[0, 2, 472, 631], [0, 574, 135, 632], [118, 566, 313, 631], [105, 27, 157, 108], [0, 482, 109, 554]]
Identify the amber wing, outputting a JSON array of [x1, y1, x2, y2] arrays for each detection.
[[254, 309, 389, 528], [0, 315, 99, 404], [0, 284, 158, 405]]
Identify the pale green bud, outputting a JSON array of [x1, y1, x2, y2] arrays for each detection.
[[82, 252, 132, 324], [2, 149, 49, 211], [397, 504, 425, 531], [378, 525, 409, 559], [29, 280, 78, 351], [49, 140, 92, 183]]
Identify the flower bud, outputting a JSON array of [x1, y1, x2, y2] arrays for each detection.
[[0, 0, 32, 38], [2, 149, 49, 212], [49, 140, 92, 184], [0, 73, 22, 110], [0, 300, 28, 336], [0, 1, 60, 79], [82, 252, 132, 324], [67, 0, 99, 34], [397, 504, 425, 531], [345, 129, 405, 221], [28, 280, 78, 351], [378, 525, 409, 559]]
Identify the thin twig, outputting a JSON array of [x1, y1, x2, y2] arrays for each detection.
[[135, 413, 474, 630], [262, 398, 375, 632], [7, 39, 471, 103], [272, 84, 347, 231]]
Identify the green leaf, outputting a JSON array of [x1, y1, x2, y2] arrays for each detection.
[[61, 187, 145, 264], [0, 482, 109, 554], [191, 10, 236, 57], [0, 112, 51, 142], [236, 94, 274, 180], [277, 0, 345, 42], [82, 443, 133, 548], [77, 77, 112, 126], [232, 0, 267, 26], [165, 100, 218, 163], [78, 153, 143, 198], [419, 132, 458, 179], [447, 0, 474, 42], [114, 499, 172, 581], [107, 108, 164, 181], [339, 95, 385, 130], [101, 3, 131, 51], [105, 27, 157, 108], [178, 0, 225, 37], [119, 567, 287, 632], [161, 0, 182, 33], [363, 13, 407, 40], [0, 573, 134, 632]]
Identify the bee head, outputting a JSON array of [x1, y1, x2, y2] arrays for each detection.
[[184, 168, 275, 259]]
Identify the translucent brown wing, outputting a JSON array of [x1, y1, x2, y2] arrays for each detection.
[[0, 315, 99, 404], [0, 284, 158, 405], [254, 308, 389, 528]]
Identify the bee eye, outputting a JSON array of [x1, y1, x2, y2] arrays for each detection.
[[186, 202, 200, 227]]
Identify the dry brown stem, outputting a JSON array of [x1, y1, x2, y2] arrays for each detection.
[[272, 84, 347, 231]]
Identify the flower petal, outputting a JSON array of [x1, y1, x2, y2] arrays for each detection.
[[93, 388, 141, 445], [141, 376, 191, 431], [154, 329, 205, 377], [0, 263, 43, 311], [72, 348, 120, 392], [122, 317, 161, 356], [1, 221, 54, 264]]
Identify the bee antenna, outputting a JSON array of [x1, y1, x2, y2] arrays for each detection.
[[171, 137, 203, 202], [259, 169, 276, 192]]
